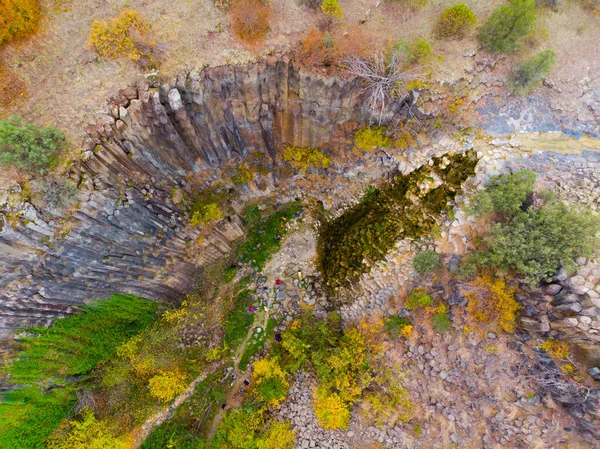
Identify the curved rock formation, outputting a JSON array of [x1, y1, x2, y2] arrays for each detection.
[[0, 56, 426, 340]]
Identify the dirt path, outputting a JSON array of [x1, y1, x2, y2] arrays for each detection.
[[129, 364, 218, 449], [206, 287, 275, 440]]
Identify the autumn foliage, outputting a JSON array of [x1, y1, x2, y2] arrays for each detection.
[[465, 274, 521, 333], [0, 0, 40, 46], [89, 10, 155, 64], [231, 0, 272, 44], [296, 28, 374, 71]]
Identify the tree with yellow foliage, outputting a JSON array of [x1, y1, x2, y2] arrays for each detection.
[[253, 356, 290, 407], [0, 0, 40, 46], [89, 10, 155, 64]]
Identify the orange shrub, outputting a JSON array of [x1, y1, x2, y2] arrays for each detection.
[[0, 0, 40, 46], [296, 28, 334, 68], [231, 0, 272, 44]]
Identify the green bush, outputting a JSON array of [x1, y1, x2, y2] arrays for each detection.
[[467, 170, 536, 216], [432, 311, 451, 333], [256, 376, 289, 405], [484, 202, 600, 286], [463, 171, 600, 286], [384, 315, 412, 338], [405, 290, 433, 310], [388, 38, 432, 67], [434, 4, 477, 40], [0, 116, 64, 174], [412, 250, 440, 275], [509, 49, 555, 95], [478, 0, 535, 54]]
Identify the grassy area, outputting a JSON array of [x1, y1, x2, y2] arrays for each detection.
[[223, 289, 255, 350], [0, 294, 157, 449], [239, 317, 278, 371], [239, 202, 301, 271]]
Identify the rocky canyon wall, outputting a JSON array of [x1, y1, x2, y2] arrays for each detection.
[[0, 56, 392, 340]]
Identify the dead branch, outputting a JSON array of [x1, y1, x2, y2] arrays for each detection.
[[342, 52, 423, 124]]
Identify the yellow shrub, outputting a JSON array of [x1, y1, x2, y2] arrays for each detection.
[[89, 10, 149, 61], [539, 339, 570, 360], [256, 420, 295, 449], [253, 356, 287, 381], [313, 388, 350, 429], [400, 324, 413, 339], [0, 0, 40, 46], [361, 382, 413, 427], [148, 369, 187, 402], [354, 126, 392, 151], [282, 146, 331, 172], [190, 202, 223, 227], [321, 0, 343, 18], [46, 408, 127, 449], [467, 274, 520, 333], [205, 346, 224, 362]]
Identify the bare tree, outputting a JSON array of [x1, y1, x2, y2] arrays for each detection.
[[342, 52, 423, 124]]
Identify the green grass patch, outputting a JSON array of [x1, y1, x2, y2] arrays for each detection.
[[239, 202, 301, 271], [432, 311, 451, 333], [223, 289, 255, 350], [239, 317, 277, 371], [0, 294, 157, 449]]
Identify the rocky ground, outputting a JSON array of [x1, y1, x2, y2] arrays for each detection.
[[237, 135, 600, 448]]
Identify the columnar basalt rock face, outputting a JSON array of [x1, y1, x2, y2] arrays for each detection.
[[0, 57, 399, 340]]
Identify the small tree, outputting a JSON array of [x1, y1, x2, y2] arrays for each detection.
[[509, 49, 555, 95], [434, 4, 477, 40], [478, 0, 535, 54], [405, 290, 433, 310], [231, 0, 272, 43], [467, 170, 536, 216], [321, 0, 343, 18], [0, 116, 64, 174]]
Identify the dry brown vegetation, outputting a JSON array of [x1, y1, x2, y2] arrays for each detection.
[[0, 58, 26, 107], [0, 0, 596, 148], [231, 0, 272, 44]]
